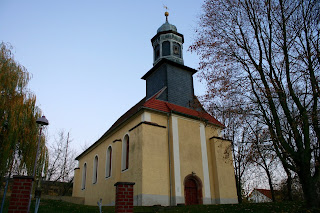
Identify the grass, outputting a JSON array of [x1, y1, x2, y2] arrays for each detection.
[[1, 198, 319, 213]]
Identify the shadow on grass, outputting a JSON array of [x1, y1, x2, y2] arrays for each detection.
[[1, 197, 319, 213]]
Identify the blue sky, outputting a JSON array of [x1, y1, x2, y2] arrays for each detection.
[[0, 0, 206, 154]]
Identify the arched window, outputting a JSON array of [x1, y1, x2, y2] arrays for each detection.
[[81, 163, 87, 190], [121, 135, 129, 171], [93, 155, 98, 184], [106, 146, 112, 178]]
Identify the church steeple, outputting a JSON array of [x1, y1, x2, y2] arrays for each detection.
[[151, 12, 184, 65], [142, 12, 197, 109]]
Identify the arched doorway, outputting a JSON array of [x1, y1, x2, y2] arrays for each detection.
[[184, 174, 203, 205]]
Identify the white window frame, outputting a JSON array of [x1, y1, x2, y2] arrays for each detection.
[[81, 162, 87, 190], [106, 145, 112, 178], [93, 155, 98, 184], [121, 134, 130, 171]]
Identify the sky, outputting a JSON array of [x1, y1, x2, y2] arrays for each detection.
[[0, 0, 206, 155]]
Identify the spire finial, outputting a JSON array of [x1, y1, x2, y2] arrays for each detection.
[[164, 5, 169, 22]]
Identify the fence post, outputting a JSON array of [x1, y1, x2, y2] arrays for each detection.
[[114, 182, 135, 213], [8, 176, 34, 213]]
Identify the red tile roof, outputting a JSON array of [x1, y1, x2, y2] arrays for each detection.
[[76, 88, 223, 160], [143, 92, 223, 127], [106, 88, 223, 137]]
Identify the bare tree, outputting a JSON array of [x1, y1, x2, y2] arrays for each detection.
[[191, 0, 320, 208], [247, 124, 278, 202], [45, 130, 77, 183], [278, 174, 304, 201], [202, 98, 251, 203]]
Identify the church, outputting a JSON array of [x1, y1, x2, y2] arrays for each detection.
[[72, 12, 238, 206]]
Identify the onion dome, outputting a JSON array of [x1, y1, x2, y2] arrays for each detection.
[[157, 12, 177, 33]]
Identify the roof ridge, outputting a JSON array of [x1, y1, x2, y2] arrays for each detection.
[[76, 89, 224, 160], [75, 97, 146, 160], [145, 86, 167, 102]]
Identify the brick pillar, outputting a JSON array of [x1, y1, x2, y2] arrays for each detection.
[[8, 176, 34, 213], [114, 182, 135, 213]]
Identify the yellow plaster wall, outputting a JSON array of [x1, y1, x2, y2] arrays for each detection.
[[120, 120, 143, 199], [141, 114, 169, 196], [72, 109, 238, 206], [176, 116, 204, 197], [72, 168, 81, 197], [168, 116, 176, 199], [72, 112, 144, 205], [210, 137, 237, 201], [204, 125, 221, 201], [147, 110, 167, 127]]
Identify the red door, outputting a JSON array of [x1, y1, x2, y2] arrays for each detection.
[[185, 179, 199, 205]]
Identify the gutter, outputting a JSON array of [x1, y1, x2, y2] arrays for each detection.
[[167, 112, 173, 206]]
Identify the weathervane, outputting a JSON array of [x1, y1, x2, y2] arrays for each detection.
[[163, 5, 169, 22]]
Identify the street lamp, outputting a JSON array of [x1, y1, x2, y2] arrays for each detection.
[[28, 116, 49, 213], [32, 116, 49, 177]]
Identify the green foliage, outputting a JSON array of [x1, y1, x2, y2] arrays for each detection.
[[0, 42, 47, 179]]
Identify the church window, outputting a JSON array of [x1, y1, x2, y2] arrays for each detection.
[[106, 146, 112, 178], [155, 45, 160, 60], [81, 163, 87, 190], [93, 155, 98, 184], [162, 41, 170, 56], [173, 43, 181, 57], [121, 135, 130, 171]]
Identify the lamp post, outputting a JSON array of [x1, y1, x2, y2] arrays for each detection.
[[28, 116, 49, 213], [32, 116, 49, 177]]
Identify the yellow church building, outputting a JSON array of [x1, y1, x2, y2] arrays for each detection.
[[72, 13, 238, 206]]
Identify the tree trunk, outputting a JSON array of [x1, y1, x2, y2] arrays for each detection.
[[298, 167, 319, 208], [235, 175, 242, 203], [284, 167, 293, 201], [265, 168, 276, 202]]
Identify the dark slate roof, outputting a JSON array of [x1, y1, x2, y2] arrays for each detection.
[[75, 88, 223, 160], [157, 21, 177, 33], [141, 58, 197, 80]]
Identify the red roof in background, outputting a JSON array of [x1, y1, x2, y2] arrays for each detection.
[[256, 189, 273, 200]]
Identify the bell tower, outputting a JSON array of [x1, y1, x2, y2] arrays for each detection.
[[142, 12, 197, 109], [151, 12, 184, 65]]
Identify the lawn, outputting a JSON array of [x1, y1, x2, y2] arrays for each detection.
[[1, 198, 318, 213]]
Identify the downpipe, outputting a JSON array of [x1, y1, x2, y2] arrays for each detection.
[[167, 113, 173, 206]]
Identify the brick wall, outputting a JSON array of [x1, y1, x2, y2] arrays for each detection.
[[1, 179, 73, 196], [114, 182, 135, 213], [8, 176, 33, 213]]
